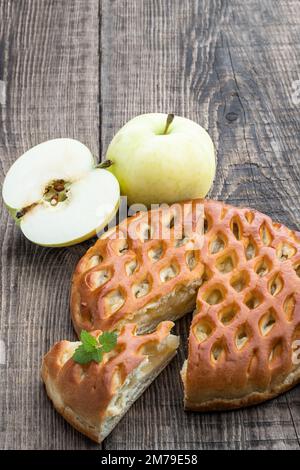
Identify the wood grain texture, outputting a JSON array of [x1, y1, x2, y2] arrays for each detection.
[[1, 0, 300, 450], [101, 0, 300, 450], [0, 0, 100, 450]]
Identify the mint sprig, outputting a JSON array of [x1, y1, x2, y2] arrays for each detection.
[[73, 330, 118, 365], [80, 330, 98, 352]]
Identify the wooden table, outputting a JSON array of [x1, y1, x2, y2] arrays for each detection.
[[0, 0, 300, 451]]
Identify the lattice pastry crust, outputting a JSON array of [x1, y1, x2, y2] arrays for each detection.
[[71, 199, 205, 335], [41, 321, 179, 443], [183, 200, 300, 410], [71, 199, 300, 410]]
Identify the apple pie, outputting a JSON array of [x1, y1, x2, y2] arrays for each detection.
[[182, 200, 300, 409], [41, 321, 179, 443], [71, 199, 300, 410], [71, 199, 205, 335]]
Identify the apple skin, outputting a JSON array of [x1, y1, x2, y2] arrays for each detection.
[[106, 113, 216, 207]]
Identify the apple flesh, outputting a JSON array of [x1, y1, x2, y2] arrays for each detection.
[[106, 113, 216, 207], [2, 138, 120, 247]]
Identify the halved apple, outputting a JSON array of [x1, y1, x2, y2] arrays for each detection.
[[2, 138, 120, 247]]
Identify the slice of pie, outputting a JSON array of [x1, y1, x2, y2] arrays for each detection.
[[41, 321, 179, 443]]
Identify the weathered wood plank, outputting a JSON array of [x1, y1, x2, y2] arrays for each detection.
[[1, 0, 300, 450], [0, 0, 100, 450], [101, 0, 300, 450]]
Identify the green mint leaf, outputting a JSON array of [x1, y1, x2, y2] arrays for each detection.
[[73, 345, 94, 364], [91, 348, 103, 363], [99, 331, 118, 353], [80, 330, 98, 352], [72, 331, 118, 365]]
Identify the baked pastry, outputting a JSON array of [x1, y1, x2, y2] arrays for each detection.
[[182, 200, 300, 410], [71, 199, 300, 410], [71, 200, 206, 335], [42, 321, 179, 443]]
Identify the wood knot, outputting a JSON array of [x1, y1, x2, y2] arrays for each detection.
[[226, 112, 238, 122]]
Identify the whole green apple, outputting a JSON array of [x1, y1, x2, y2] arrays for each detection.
[[106, 113, 216, 206]]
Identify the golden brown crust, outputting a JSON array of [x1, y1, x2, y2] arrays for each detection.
[[184, 199, 300, 409], [71, 200, 205, 334], [70, 198, 300, 412], [184, 371, 300, 411], [41, 321, 177, 443]]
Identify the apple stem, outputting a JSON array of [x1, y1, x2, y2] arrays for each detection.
[[96, 160, 113, 169], [163, 113, 175, 135], [16, 202, 39, 219]]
